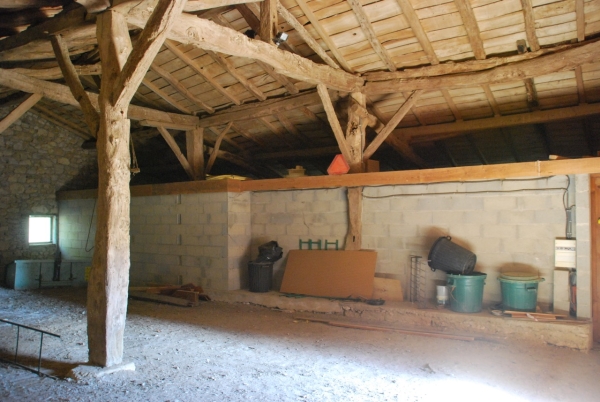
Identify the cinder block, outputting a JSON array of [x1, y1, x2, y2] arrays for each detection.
[[251, 192, 272, 204], [328, 200, 348, 213], [293, 190, 315, 202], [251, 223, 266, 236], [388, 197, 419, 211], [374, 211, 403, 224], [431, 210, 465, 225], [389, 224, 419, 237], [402, 211, 433, 225], [286, 223, 309, 236], [533, 210, 564, 224], [286, 201, 309, 213], [451, 196, 484, 211], [363, 223, 388, 237], [315, 189, 344, 201], [482, 224, 517, 238], [463, 210, 498, 225], [323, 213, 347, 225], [368, 198, 391, 212], [308, 224, 332, 237], [416, 197, 453, 211], [484, 196, 517, 210]]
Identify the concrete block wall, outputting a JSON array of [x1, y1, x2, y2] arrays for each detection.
[[58, 198, 96, 260], [227, 192, 252, 290], [129, 192, 230, 290], [250, 188, 347, 289], [362, 176, 577, 307]]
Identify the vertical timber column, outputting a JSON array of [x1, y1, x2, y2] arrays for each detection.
[[259, 0, 277, 44], [345, 92, 366, 251], [87, 10, 133, 367], [186, 127, 205, 180]]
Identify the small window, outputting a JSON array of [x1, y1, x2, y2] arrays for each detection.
[[28, 215, 56, 244]]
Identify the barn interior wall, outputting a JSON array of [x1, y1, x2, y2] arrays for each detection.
[[0, 107, 97, 284], [55, 174, 591, 317]]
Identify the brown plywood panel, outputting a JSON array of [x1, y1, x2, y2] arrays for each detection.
[[372, 277, 403, 301], [280, 250, 377, 299]]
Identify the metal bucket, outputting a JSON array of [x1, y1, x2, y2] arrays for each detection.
[[428, 236, 476, 275]]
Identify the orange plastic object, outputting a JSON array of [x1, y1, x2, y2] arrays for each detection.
[[327, 154, 350, 175]]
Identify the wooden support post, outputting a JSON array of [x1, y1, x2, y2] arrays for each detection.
[[157, 126, 196, 179], [88, 0, 185, 368], [345, 187, 363, 250], [259, 0, 277, 44], [346, 92, 367, 173], [88, 9, 134, 368], [187, 127, 205, 180]]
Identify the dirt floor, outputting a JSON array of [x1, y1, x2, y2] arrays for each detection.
[[1, 287, 600, 402]]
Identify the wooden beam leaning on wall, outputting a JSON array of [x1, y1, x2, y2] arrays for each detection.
[[0, 93, 42, 134]]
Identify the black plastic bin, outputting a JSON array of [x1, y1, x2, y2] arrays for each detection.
[[428, 236, 476, 275], [248, 261, 273, 292]]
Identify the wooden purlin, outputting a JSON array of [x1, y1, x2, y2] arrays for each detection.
[[453, 0, 486, 60], [141, 78, 194, 115], [164, 40, 242, 106], [395, 0, 439, 65]]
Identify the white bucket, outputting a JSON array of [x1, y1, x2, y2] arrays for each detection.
[[436, 285, 449, 305]]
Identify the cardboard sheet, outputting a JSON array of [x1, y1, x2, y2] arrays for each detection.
[[280, 250, 377, 299]]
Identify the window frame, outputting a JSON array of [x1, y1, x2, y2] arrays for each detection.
[[28, 215, 57, 245]]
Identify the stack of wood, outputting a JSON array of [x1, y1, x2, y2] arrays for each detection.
[[129, 283, 210, 307]]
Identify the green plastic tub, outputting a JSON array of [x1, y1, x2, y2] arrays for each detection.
[[447, 272, 487, 313], [498, 272, 545, 312]]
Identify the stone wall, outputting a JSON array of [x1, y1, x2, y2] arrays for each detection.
[[0, 107, 97, 283]]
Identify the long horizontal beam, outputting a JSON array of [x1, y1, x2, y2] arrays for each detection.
[[124, 9, 363, 92], [365, 39, 600, 94], [239, 158, 600, 192], [403, 103, 600, 144], [57, 157, 600, 197], [0, 68, 199, 129], [196, 90, 335, 128]]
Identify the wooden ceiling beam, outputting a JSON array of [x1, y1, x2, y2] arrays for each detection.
[[184, 0, 261, 12], [142, 78, 194, 115], [205, 50, 267, 101], [186, 127, 205, 180], [276, 112, 310, 145], [239, 3, 298, 55], [10, 64, 101, 80], [212, 12, 299, 94], [365, 39, 600, 94], [294, 0, 354, 72], [453, 0, 486, 60], [51, 34, 99, 138], [150, 62, 215, 113], [316, 83, 352, 164], [157, 125, 196, 179], [0, 68, 200, 128], [347, 0, 396, 71], [259, 116, 295, 148], [575, 65, 587, 104], [395, 0, 439, 65], [32, 104, 90, 139], [112, 0, 187, 108], [366, 96, 428, 167], [520, 0, 540, 51], [164, 40, 241, 106], [442, 89, 462, 121], [0, 3, 87, 53], [206, 121, 233, 173], [363, 90, 423, 161], [253, 145, 340, 160], [404, 103, 600, 144], [197, 89, 328, 127], [276, 1, 340, 69], [0, 92, 42, 134], [364, 43, 577, 81], [576, 0, 585, 42], [482, 84, 501, 116], [207, 125, 243, 151]]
